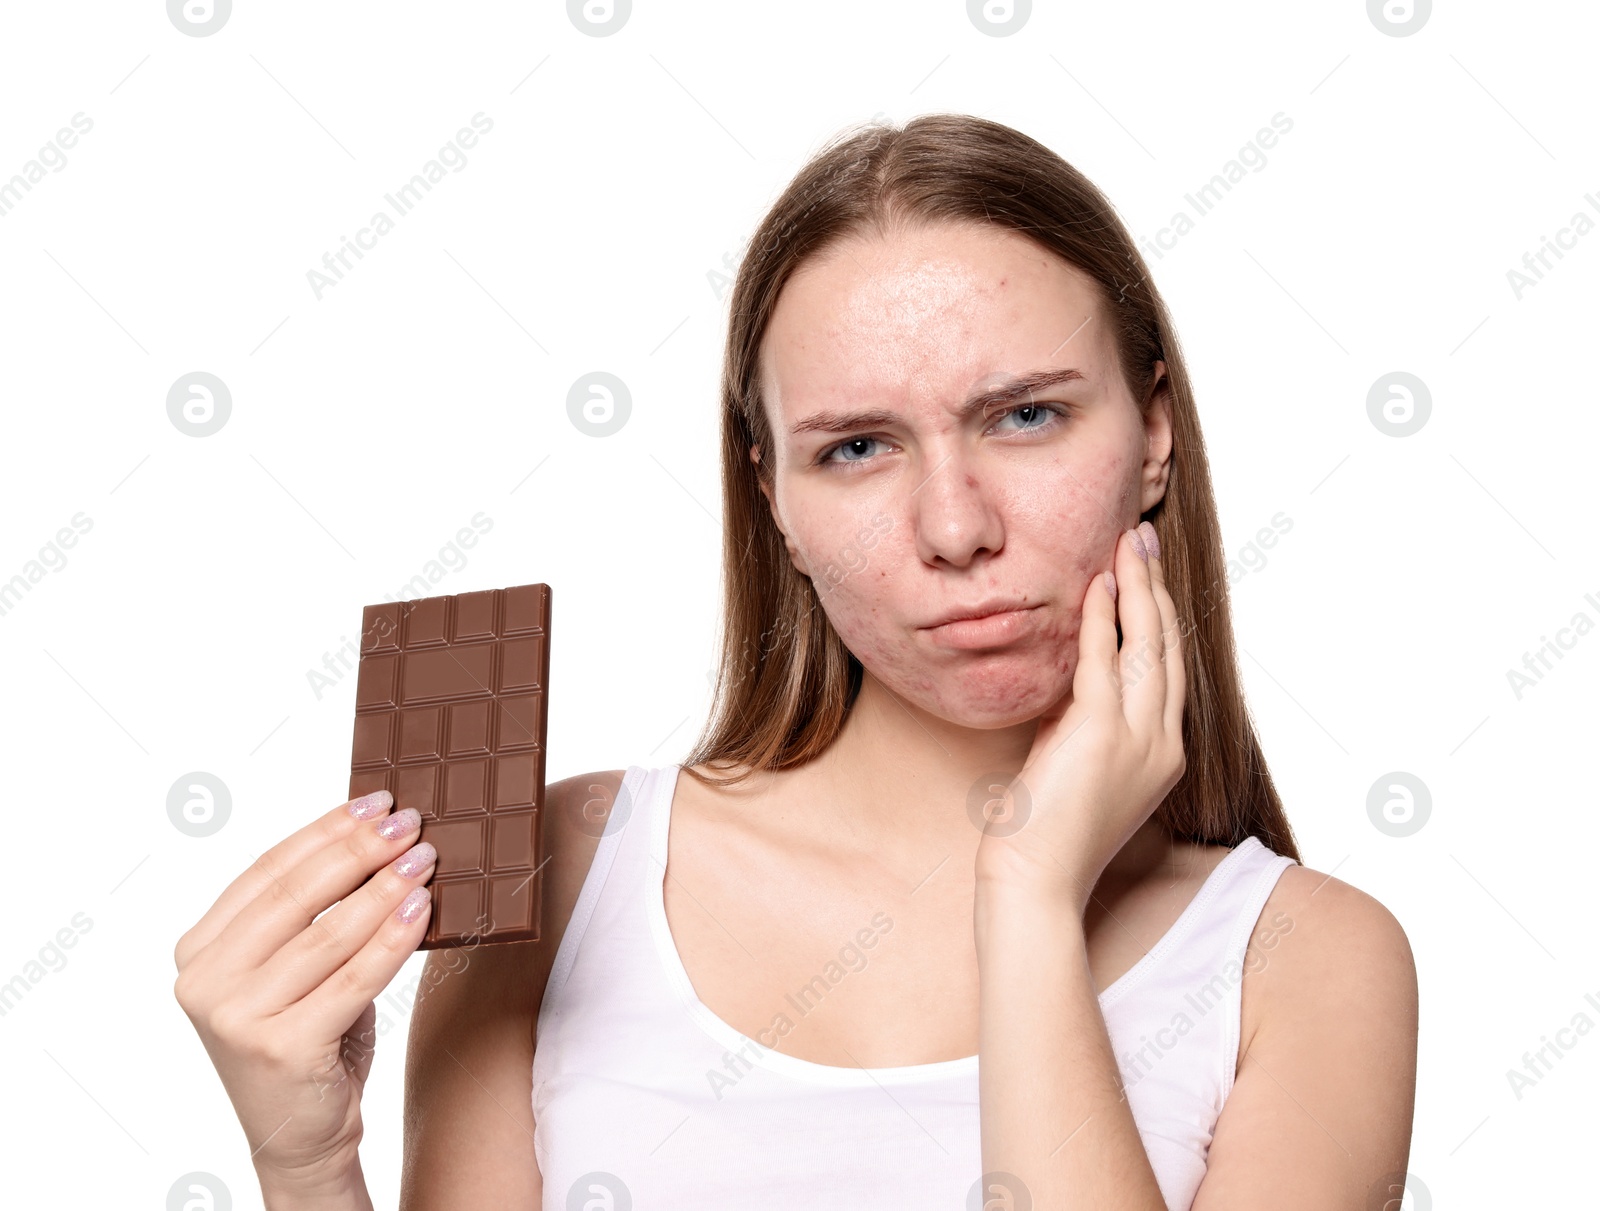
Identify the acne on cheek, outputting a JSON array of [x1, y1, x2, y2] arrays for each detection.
[[1038, 481, 1121, 584], [813, 581, 899, 664], [791, 449, 1132, 716], [1062, 454, 1136, 563]]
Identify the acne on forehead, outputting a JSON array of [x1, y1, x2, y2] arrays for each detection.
[[757, 225, 1120, 437]]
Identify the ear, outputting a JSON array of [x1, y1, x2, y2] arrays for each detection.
[[751, 444, 808, 575], [1139, 360, 1174, 514]]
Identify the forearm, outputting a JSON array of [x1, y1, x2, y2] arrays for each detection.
[[258, 1158, 376, 1211], [975, 875, 1165, 1211]]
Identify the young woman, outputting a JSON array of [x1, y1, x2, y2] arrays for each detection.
[[173, 115, 1417, 1210]]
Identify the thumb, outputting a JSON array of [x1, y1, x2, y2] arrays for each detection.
[[343, 999, 379, 1089]]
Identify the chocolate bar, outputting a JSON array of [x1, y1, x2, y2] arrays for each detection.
[[347, 583, 550, 949]]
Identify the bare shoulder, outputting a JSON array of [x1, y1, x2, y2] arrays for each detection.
[[396, 769, 627, 1210], [1243, 864, 1418, 1055], [1197, 865, 1419, 1205], [1258, 864, 1417, 979], [541, 769, 631, 959]]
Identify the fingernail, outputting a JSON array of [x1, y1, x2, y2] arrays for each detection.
[[1127, 527, 1148, 563], [347, 789, 392, 820], [376, 808, 422, 840], [393, 841, 436, 878], [395, 887, 431, 924], [1105, 570, 1117, 600], [1138, 520, 1160, 560]]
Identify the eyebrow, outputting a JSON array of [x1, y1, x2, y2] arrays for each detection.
[[787, 367, 1088, 437]]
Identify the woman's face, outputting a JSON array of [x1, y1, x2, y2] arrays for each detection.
[[755, 219, 1173, 729]]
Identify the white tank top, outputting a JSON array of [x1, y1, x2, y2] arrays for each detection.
[[533, 764, 1297, 1210]]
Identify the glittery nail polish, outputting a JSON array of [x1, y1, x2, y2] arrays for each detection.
[[1128, 527, 1148, 563], [376, 808, 422, 840], [395, 887, 431, 924], [1138, 520, 1160, 560], [393, 842, 436, 878], [346, 789, 392, 820]]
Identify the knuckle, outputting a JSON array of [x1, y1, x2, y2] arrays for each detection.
[[304, 912, 349, 963], [250, 846, 293, 887], [172, 967, 197, 1012], [332, 961, 372, 1006], [342, 820, 383, 868], [255, 1030, 299, 1073], [263, 877, 300, 916], [207, 999, 255, 1045]]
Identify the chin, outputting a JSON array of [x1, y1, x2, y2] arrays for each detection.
[[909, 664, 1072, 730]]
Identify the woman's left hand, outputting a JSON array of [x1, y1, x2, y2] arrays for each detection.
[[973, 520, 1187, 916]]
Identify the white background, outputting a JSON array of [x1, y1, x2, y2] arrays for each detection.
[[1, 1, 1595, 1206]]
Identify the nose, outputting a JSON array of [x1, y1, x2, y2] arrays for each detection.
[[911, 455, 1004, 568]]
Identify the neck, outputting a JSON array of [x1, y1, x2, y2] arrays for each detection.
[[800, 672, 1034, 855], [839, 668, 1036, 777], [802, 670, 1174, 883]]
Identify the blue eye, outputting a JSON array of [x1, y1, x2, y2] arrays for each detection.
[[994, 403, 1058, 432], [828, 436, 882, 463], [817, 403, 1067, 468]]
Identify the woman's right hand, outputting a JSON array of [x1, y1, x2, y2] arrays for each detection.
[[172, 789, 438, 1201]]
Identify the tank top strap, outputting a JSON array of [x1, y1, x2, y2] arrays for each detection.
[[1209, 836, 1299, 1099]]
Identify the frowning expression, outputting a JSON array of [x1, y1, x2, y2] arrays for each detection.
[[755, 219, 1172, 728]]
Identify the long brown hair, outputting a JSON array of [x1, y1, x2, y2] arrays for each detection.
[[681, 113, 1300, 862]]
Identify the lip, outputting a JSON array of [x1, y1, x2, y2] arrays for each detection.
[[921, 599, 1035, 629], [920, 601, 1043, 651]]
